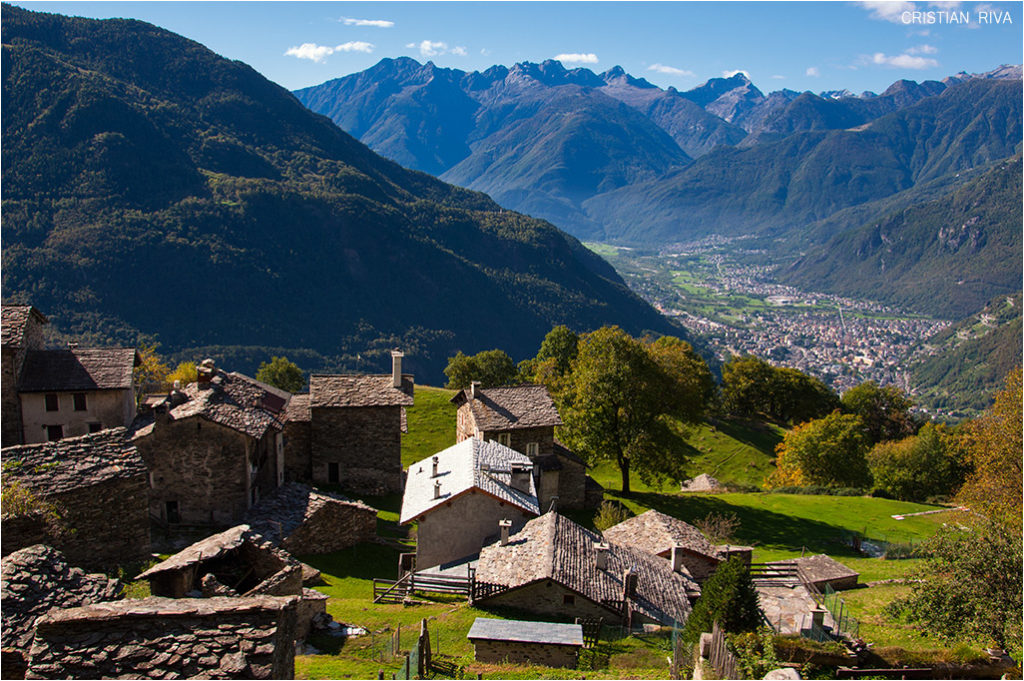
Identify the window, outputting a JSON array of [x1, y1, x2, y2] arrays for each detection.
[[44, 393, 59, 412], [562, 594, 576, 605], [165, 501, 180, 524], [46, 425, 63, 441], [496, 433, 511, 447], [526, 442, 539, 457], [88, 422, 103, 433], [328, 462, 340, 483], [73, 393, 87, 411]]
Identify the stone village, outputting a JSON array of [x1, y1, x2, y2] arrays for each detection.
[[1, 304, 865, 679]]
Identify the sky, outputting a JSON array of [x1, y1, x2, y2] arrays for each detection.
[[10, 1, 1024, 94]]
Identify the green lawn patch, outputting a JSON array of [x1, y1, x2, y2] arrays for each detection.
[[403, 385, 457, 468]]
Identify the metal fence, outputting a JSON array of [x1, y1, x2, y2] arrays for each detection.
[[820, 584, 860, 639]]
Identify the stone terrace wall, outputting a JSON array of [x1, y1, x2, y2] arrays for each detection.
[[311, 406, 402, 494], [26, 596, 297, 680], [472, 639, 580, 668], [1, 475, 150, 570]]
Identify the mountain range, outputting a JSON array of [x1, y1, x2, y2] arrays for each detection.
[[0, 5, 682, 383]]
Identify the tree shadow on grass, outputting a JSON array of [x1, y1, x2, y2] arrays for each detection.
[[300, 541, 403, 582], [621, 491, 863, 559], [708, 416, 784, 454]]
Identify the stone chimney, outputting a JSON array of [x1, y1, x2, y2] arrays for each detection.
[[391, 350, 403, 389], [431, 455, 440, 477], [594, 542, 610, 570], [470, 380, 481, 400], [499, 519, 513, 546], [671, 545, 685, 573], [623, 567, 638, 597], [433, 480, 441, 500], [197, 358, 216, 387], [510, 463, 532, 493]]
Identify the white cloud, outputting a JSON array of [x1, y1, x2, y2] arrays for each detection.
[[907, 44, 938, 54], [554, 53, 599, 64], [480, 48, 492, 56], [869, 51, 939, 68], [285, 41, 374, 62], [648, 63, 695, 77], [854, 1, 918, 22], [806, 66, 821, 77], [723, 69, 750, 78], [340, 17, 394, 28], [406, 40, 467, 57], [771, 74, 786, 80]]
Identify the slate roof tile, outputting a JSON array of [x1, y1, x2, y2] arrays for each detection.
[[18, 348, 137, 392], [451, 385, 562, 430], [310, 374, 414, 408], [1, 305, 46, 349], [467, 618, 584, 646], [602, 510, 722, 559]]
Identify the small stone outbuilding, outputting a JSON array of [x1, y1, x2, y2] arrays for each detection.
[[1, 305, 47, 446], [25, 595, 298, 679], [0, 428, 150, 569], [246, 482, 378, 555], [770, 554, 860, 591], [136, 525, 302, 599], [284, 351, 414, 494], [602, 509, 752, 584], [131, 362, 289, 527], [467, 618, 584, 668], [401, 438, 540, 571], [474, 512, 696, 627], [1, 545, 122, 679]]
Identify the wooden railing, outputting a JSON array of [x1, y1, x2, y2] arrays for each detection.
[[373, 572, 473, 604]]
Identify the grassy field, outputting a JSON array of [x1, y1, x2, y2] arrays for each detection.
[[402, 386, 457, 467]]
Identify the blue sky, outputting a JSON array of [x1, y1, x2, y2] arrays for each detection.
[[11, 1, 1023, 93]]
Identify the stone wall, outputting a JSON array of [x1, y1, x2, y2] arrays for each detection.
[[3, 348, 23, 446], [471, 639, 580, 668], [282, 421, 311, 481], [675, 549, 721, 584], [20, 390, 135, 445], [25, 596, 297, 679], [415, 492, 533, 570], [555, 458, 586, 509], [279, 500, 377, 556], [481, 426, 556, 458], [1, 476, 150, 570], [310, 406, 402, 494], [135, 417, 254, 526], [479, 580, 620, 625]]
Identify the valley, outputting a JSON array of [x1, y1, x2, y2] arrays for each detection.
[[586, 238, 950, 404]]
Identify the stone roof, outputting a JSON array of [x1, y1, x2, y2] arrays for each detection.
[[284, 393, 311, 423], [1, 305, 46, 349], [401, 438, 541, 524], [246, 482, 377, 544], [0, 428, 146, 498], [309, 374, 414, 408], [1, 545, 121, 657], [475, 512, 696, 626], [136, 525, 292, 581], [26, 595, 298, 679], [18, 348, 137, 392], [769, 554, 859, 585], [602, 510, 721, 559], [134, 369, 288, 440], [467, 618, 584, 647], [451, 385, 562, 431]]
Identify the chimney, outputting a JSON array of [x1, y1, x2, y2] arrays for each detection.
[[623, 567, 638, 597], [594, 542, 610, 570], [470, 380, 481, 400], [671, 545, 685, 573], [431, 455, 439, 477], [510, 463, 533, 493], [433, 480, 442, 499], [197, 358, 216, 386], [499, 519, 513, 546], [391, 350, 403, 389]]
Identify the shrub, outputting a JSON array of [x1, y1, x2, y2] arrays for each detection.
[[695, 511, 740, 544], [593, 500, 633, 531], [681, 557, 761, 647]]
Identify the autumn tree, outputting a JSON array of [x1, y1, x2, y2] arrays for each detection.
[[443, 349, 519, 390], [133, 342, 170, 405], [559, 326, 707, 494], [256, 356, 305, 393], [767, 411, 871, 489], [166, 361, 198, 387], [841, 380, 917, 444]]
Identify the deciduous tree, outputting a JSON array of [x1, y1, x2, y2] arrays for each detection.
[[766, 411, 871, 489], [841, 381, 917, 444], [255, 356, 305, 393], [443, 349, 518, 390], [867, 423, 965, 502]]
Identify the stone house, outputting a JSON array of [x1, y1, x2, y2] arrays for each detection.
[[131, 361, 289, 527], [473, 512, 696, 627], [401, 438, 540, 571], [245, 482, 378, 555], [1, 305, 47, 446], [768, 554, 860, 591], [284, 351, 413, 494], [25, 595, 298, 679], [602, 510, 753, 584], [0, 428, 150, 569], [467, 618, 584, 668], [1, 545, 123, 680], [451, 383, 602, 510]]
